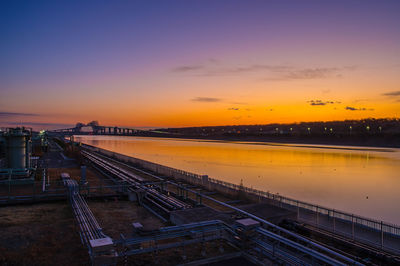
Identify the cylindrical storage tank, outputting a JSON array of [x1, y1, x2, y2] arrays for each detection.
[[26, 139, 32, 168], [6, 129, 28, 169], [0, 135, 5, 155], [0, 135, 6, 167]]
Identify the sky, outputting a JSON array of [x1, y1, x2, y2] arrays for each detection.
[[1, 0, 399, 130]]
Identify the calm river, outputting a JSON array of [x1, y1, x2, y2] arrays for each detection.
[[74, 135, 400, 224]]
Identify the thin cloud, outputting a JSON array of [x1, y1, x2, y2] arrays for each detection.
[[308, 100, 341, 106], [173, 63, 292, 75], [382, 91, 400, 97], [228, 108, 240, 111], [3, 121, 73, 127], [352, 98, 369, 103], [230, 101, 248, 105], [0, 112, 39, 117], [345, 106, 374, 111], [172, 65, 204, 72], [279, 68, 340, 80], [191, 97, 222, 102], [219, 64, 292, 74], [173, 61, 355, 80]]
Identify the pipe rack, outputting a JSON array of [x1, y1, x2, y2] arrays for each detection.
[[81, 148, 365, 265], [62, 173, 108, 245], [82, 150, 191, 213]]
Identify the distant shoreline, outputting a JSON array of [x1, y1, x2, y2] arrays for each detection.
[[75, 133, 400, 150]]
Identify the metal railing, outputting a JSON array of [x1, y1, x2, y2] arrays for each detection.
[[82, 144, 400, 254]]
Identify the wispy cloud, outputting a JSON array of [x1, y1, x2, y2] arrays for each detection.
[[352, 98, 369, 103], [307, 100, 341, 106], [173, 61, 356, 81], [191, 97, 222, 102], [230, 101, 248, 105], [345, 106, 374, 111], [2, 121, 72, 127], [228, 108, 240, 111], [382, 90, 400, 97], [0, 111, 39, 117], [279, 68, 340, 80], [172, 65, 204, 72]]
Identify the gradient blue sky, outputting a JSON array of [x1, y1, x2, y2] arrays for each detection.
[[1, 0, 399, 129]]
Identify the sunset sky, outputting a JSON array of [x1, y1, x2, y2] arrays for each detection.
[[1, 0, 399, 130]]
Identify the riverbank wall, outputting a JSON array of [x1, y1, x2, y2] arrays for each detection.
[[81, 143, 400, 255]]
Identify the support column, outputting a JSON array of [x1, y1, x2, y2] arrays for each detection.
[[381, 221, 384, 249], [333, 210, 336, 233]]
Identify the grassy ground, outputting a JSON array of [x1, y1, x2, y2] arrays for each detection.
[[123, 241, 238, 266], [88, 200, 165, 239], [0, 202, 88, 266]]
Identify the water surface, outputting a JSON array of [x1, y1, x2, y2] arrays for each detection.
[[75, 135, 400, 224]]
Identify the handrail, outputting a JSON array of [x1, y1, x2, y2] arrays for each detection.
[[81, 143, 400, 236]]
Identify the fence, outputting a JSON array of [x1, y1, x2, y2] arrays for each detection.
[[82, 144, 400, 254], [0, 179, 130, 205]]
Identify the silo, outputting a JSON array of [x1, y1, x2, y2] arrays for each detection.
[[26, 138, 32, 168], [6, 128, 30, 169], [0, 134, 6, 168]]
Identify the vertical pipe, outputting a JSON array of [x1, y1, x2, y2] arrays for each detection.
[[33, 181, 36, 201], [8, 170, 11, 200], [352, 214, 355, 240], [381, 221, 384, 249], [333, 210, 336, 233], [42, 169, 45, 192]]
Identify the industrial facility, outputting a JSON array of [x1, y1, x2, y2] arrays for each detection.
[[1, 127, 400, 265], [0, 127, 36, 184]]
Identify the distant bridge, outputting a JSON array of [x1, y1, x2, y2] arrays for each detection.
[[49, 121, 146, 136]]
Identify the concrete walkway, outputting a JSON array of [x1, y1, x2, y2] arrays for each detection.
[[297, 208, 400, 255]]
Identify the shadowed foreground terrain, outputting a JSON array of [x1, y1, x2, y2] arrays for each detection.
[[0, 203, 88, 265]]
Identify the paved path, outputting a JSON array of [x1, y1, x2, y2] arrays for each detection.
[[297, 208, 400, 255]]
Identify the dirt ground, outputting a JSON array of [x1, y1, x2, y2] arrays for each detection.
[[0, 202, 89, 266], [48, 167, 109, 186], [88, 200, 165, 239], [0, 167, 113, 198], [123, 240, 238, 266]]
